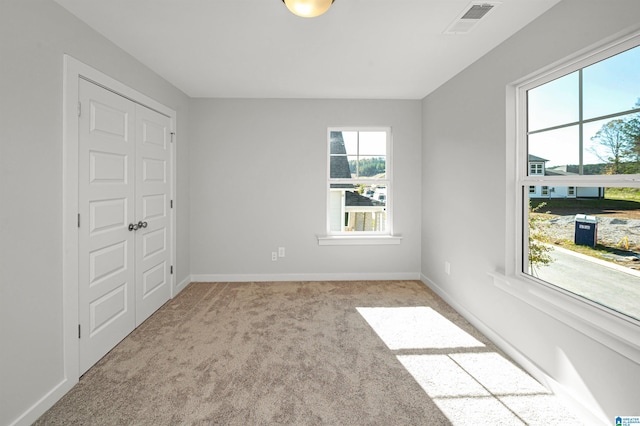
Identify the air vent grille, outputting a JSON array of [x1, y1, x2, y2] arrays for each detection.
[[461, 4, 494, 20], [444, 2, 498, 34]]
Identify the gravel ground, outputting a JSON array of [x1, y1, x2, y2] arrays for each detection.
[[542, 215, 640, 250]]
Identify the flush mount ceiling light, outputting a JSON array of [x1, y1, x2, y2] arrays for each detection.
[[282, 0, 335, 18]]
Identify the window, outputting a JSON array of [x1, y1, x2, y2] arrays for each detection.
[[529, 163, 543, 175], [327, 128, 391, 235], [519, 39, 640, 323]]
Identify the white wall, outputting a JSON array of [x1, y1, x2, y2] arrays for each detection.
[[189, 99, 421, 280], [421, 0, 640, 421], [0, 1, 190, 424]]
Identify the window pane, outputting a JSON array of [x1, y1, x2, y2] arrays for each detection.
[[330, 155, 351, 179], [359, 131, 387, 156], [527, 71, 579, 132], [583, 45, 640, 120], [328, 184, 387, 232], [357, 156, 386, 178], [528, 125, 579, 172], [526, 187, 640, 321], [584, 112, 640, 175]]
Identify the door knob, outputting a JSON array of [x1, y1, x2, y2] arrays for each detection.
[[128, 223, 139, 231], [138, 221, 148, 229]]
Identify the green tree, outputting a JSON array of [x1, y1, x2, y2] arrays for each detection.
[[349, 157, 386, 177], [528, 201, 554, 276]]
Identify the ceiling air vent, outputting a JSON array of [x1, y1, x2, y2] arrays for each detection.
[[444, 2, 498, 34], [461, 4, 494, 20]]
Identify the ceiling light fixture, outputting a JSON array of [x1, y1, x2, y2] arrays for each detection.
[[282, 0, 334, 18]]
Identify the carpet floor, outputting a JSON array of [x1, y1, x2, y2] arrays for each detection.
[[36, 280, 579, 425]]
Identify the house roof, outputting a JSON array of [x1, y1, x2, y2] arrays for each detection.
[[345, 191, 384, 207], [330, 131, 355, 189], [528, 154, 548, 162], [545, 166, 577, 176]]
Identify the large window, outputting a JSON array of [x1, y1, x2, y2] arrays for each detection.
[[327, 128, 391, 234], [519, 39, 640, 323]]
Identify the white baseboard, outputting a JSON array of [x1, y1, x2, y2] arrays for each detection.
[[174, 274, 191, 295], [8, 376, 75, 426], [419, 273, 607, 426], [190, 272, 421, 283]]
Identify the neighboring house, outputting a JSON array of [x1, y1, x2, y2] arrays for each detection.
[[528, 154, 604, 198], [329, 132, 386, 232]]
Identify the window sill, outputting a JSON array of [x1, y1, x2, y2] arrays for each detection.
[[317, 235, 402, 246], [489, 271, 640, 364]]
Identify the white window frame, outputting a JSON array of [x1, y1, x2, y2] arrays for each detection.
[[500, 30, 640, 364], [318, 126, 401, 246]]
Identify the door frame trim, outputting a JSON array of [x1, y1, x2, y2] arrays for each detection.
[[62, 55, 177, 384]]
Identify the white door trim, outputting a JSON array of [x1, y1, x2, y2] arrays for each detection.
[[62, 55, 177, 385]]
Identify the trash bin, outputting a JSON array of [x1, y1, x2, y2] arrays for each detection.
[[574, 214, 598, 247]]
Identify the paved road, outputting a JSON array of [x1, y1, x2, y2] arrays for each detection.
[[534, 247, 640, 320]]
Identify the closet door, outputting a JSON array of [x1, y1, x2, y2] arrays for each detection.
[[134, 105, 171, 325], [78, 79, 136, 374], [78, 79, 172, 373]]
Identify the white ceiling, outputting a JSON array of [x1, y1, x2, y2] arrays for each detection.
[[53, 0, 561, 99]]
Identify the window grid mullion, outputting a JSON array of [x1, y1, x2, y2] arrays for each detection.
[[356, 131, 360, 179], [578, 68, 584, 175]]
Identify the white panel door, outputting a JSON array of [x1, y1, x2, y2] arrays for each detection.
[[134, 105, 171, 325], [79, 79, 136, 374], [79, 80, 172, 374]]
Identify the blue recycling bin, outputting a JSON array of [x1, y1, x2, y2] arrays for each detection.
[[574, 214, 598, 247]]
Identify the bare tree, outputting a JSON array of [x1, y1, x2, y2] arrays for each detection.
[[622, 98, 640, 164], [589, 119, 630, 174]]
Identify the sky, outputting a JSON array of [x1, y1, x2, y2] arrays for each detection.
[[336, 130, 387, 176], [527, 44, 640, 169], [341, 130, 387, 157]]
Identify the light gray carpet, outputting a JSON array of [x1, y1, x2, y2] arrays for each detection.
[[36, 280, 578, 425]]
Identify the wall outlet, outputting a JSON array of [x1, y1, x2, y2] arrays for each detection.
[[445, 261, 451, 275], [278, 247, 285, 258], [272, 252, 278, 261]]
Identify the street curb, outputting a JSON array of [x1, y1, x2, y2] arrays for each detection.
[[549, 243, 640, 278]]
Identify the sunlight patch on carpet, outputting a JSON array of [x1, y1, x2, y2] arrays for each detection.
[[356, 307, 485, 350], [398, 354, 490, 398], [356, 306, 580, 424], [430, 396, 523, 425], [397, 353, 580, 425], [449, 352, 549, 395]]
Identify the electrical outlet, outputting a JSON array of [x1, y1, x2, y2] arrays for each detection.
[[272, 252, 278, 261], [445, 261, 451, 275], [278, 247, 285, 258]]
